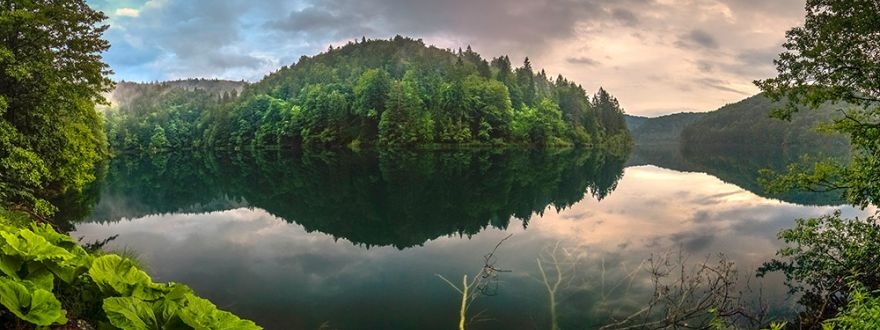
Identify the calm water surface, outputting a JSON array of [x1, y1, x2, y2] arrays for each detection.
[[66, 147, 874, 329]]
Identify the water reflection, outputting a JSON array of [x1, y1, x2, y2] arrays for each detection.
[[79, 149, 626, 248], [627, 143, 849, 205], [68, 149, 874, 329]]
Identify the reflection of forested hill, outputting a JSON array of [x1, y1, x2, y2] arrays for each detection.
[[626, 143, 847, 205], [68, 149, 626, 248], [625, 94, 852, 205]]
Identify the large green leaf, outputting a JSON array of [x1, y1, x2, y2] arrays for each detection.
[[24, 263, 54, 291], [0, 229, 74, 262], [103, 296, 159, 330], [89, 255, 168, 300], [29, 223, 76, 248], [0, 277, 67, 326], [0, 254, 22, 278], [0, 225, 91, 283], [179, 294, 261, 330]]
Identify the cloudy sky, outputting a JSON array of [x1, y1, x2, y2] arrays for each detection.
[[87, 0, 806, 117]]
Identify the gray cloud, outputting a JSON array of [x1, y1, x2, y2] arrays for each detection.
[[678, 29, 719, 49], [567, 56, 601, 66], [611, 8, 639, 26], [696, 78, 749, 95]]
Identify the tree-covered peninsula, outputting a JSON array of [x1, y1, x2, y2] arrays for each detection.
[[104, 36, 631, 151]]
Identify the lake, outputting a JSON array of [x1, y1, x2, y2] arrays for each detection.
[[63, 146, 874, 329]]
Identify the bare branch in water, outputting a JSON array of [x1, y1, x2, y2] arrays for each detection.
[[436, 233, 514, 330]]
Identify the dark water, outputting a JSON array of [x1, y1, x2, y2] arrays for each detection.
[[65, 147, 873, 329]]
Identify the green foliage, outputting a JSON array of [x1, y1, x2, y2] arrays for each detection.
[[378, 81, 434, 145], [0, 277, 67, 326], [680, 95, 848, 148], [0, 211, 261, 329], [824, 289, 880, 329], [758, 211, 880, 326], [0, 0, 113, 213], [755, 0, 880, 208]]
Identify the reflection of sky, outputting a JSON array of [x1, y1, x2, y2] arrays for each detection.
[[73, 165, 876, 329]]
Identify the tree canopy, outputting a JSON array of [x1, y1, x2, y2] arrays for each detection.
[[0, 0, 113, 215], [756, 0, 880, 208], [104, 36, 632, 151]]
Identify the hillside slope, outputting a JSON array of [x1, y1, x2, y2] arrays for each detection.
[[630, 112, 706, 144], [680, 94, 848, 149]]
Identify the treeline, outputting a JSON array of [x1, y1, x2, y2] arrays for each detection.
[[104, 36, 631, 151]]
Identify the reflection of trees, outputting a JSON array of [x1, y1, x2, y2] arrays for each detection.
[[627, 143, 848, 205], [529, 244, 771, 329], [67, 148, 627, 248]]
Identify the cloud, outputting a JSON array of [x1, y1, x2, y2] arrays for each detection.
[[567, 56, 601, 66], [115, 8, 140, 17], [611, 8, 639, 26], [90, 0, 808, 115], [677, 29, 719, 49], [696, 78, 750, 95]]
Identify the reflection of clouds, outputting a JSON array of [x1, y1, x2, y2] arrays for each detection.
[[72, 165, 876, 329]]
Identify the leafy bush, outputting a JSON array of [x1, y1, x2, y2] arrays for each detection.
[[758, 211, 880, 326], [824, 289, 880, 329], [0, 211, 260, 329]]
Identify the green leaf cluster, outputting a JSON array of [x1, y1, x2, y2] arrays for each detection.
[[0, 212, 260, 329], [758, 211, 880, 327], [91, 255, 260, 330]]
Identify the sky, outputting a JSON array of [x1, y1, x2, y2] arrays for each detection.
[[87, 0, 806, 117]]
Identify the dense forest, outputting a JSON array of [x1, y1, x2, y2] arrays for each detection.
[[103, 36, 631, 151]]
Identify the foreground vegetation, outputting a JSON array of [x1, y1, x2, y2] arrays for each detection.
[[754, 0, 880, 328], [0, 1, 259, 328], [0, 208, 259, 329]]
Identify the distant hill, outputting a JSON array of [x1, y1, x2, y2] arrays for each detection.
[[629, 94, 848, 150], [106, 79, 248, 111], [629, 112, 706, 144], [680, 94, 848, 149], [624, 115, 648, 131]]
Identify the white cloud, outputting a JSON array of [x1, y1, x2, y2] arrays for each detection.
[[114, 7, 140, 17]]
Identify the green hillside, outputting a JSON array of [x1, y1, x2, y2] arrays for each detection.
[[680, 94, 848, 149], [629, 112, 706, 144], [104, 36, 632, 151]]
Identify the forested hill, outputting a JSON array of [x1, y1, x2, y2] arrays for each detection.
[[629, 94, 848, 150], [103, 36, 632, 151], [628, 112, 706, 144], [680, 94, 848, 149]]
